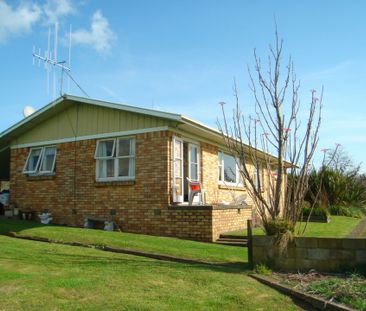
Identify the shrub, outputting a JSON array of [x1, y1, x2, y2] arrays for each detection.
[[329, 205, 363, 218], [265, 219, 294, 236], [255, 264, 272, 275], [306, 167, 366, 207], [302, 206, 329, 218]]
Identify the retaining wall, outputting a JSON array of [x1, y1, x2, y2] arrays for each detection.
[[252, 235, 366, 272]]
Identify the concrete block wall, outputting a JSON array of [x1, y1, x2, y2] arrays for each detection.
[[252, 235, 366, 272]]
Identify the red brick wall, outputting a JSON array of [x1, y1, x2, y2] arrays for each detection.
[[10, 130, 252, 242], [212, 207, 252, 241], [10, 131, 171, 231]]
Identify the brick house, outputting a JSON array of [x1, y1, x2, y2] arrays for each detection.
[[0, 95, 274, 241]]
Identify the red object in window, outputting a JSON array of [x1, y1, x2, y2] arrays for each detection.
[[190, 183, 200, 191]]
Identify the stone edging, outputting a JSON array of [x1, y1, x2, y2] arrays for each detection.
[[4, 232, 220, 266], [249, 274, 355, 311]]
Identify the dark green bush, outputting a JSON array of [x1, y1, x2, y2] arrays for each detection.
[[306, 167, 366, 207], [302, 206, 329, 218], [329, 205, 363, 218]]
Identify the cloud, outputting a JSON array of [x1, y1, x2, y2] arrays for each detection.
[[71, 10, 116, 53], [0, 0, 41, 43], [43, 0, 76, 23]]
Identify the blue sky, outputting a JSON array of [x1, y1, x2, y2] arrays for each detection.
[[0, 0, 365, 171]]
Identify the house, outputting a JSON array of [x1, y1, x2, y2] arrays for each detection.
[[0, 95, 274, 241]]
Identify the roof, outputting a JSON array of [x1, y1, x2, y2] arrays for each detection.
[[0, 94, 290, 166]]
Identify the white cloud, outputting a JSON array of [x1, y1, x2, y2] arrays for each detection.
[[0, 1, 41, 43], [71, 10, 116, 53], [43, 0, 76, 23]]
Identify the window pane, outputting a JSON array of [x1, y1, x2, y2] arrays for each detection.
[[26, 148, 42, 172], [118, 158, 130, 177], [96, 140, 114, 157], [190, 145, 197, 163], [174, 159, 182, 177], [174, 140, 182, 158], [175, 178, 182, 196], [118, 139, 131, 157], [190, 163, 198, 180], [223, 154, 236, 183], [41, 147, 56, 172], [218, 152, 223, 163], [98, 159, 114, 178]]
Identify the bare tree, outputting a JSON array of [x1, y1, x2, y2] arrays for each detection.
[[219, 29, 323, 235]]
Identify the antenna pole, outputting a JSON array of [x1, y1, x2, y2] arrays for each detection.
[[53, 22, 58, 99], [68, 24, 72, 93], [46, 27, 51, 96], [32, 22, 81, 99]]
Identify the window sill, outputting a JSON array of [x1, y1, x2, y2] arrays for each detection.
[[218, 183, 246, 191], [25, 173, 56, 181], [95, 180, 135, 187]]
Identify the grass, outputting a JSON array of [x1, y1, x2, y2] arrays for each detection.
[[0, 219, 247, 264], [225, 216, 362, 237], [0, 235, 302, 310]]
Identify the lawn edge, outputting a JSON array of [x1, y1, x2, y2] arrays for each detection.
[[4, 232, 240, 267], [347, 217, 366, 238], [249, 274, 355, 311]]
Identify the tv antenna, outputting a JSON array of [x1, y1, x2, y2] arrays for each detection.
[[32, 23, 72, 99]]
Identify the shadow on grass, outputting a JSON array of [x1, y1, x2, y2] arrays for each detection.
[[0, 219, 48, 234]]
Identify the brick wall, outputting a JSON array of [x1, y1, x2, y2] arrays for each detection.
[[10, 131, 171, 231], [200, 142, 251, 205], [10, 130, 251, 242], [212, 207, 252, 241]]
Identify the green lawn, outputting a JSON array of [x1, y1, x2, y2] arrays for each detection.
[[0, 235, 302, 311], [225, 216, 362, 237], [0, 219, 247, 264]]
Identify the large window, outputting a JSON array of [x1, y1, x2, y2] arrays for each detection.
[[218, 151, 241, 185], [95, 137, 135, 181], [23, 146, 57, 174]]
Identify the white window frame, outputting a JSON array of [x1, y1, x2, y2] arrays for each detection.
[[218, 151, 243, 187], [95, 137, 135, 182], [23, 146, 57, 175], [39, 146, 57, 174]]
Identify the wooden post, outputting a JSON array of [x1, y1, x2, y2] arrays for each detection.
[[247, 219, 253, 267]]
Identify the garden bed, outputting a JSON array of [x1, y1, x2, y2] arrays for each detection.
[[268, 271, 366, 310]]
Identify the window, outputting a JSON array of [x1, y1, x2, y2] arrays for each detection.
[[95, 137, 135, 181], [23, 146, 57, 174], [218, 151, 241, 185]]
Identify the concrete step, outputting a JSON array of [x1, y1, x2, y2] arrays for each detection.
[[219, 237, 248, 242], [219, 234, 248, 239], [215, 238, 248, 247]]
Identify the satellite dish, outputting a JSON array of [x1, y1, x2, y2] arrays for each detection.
[[23, 106, 35, 118]]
